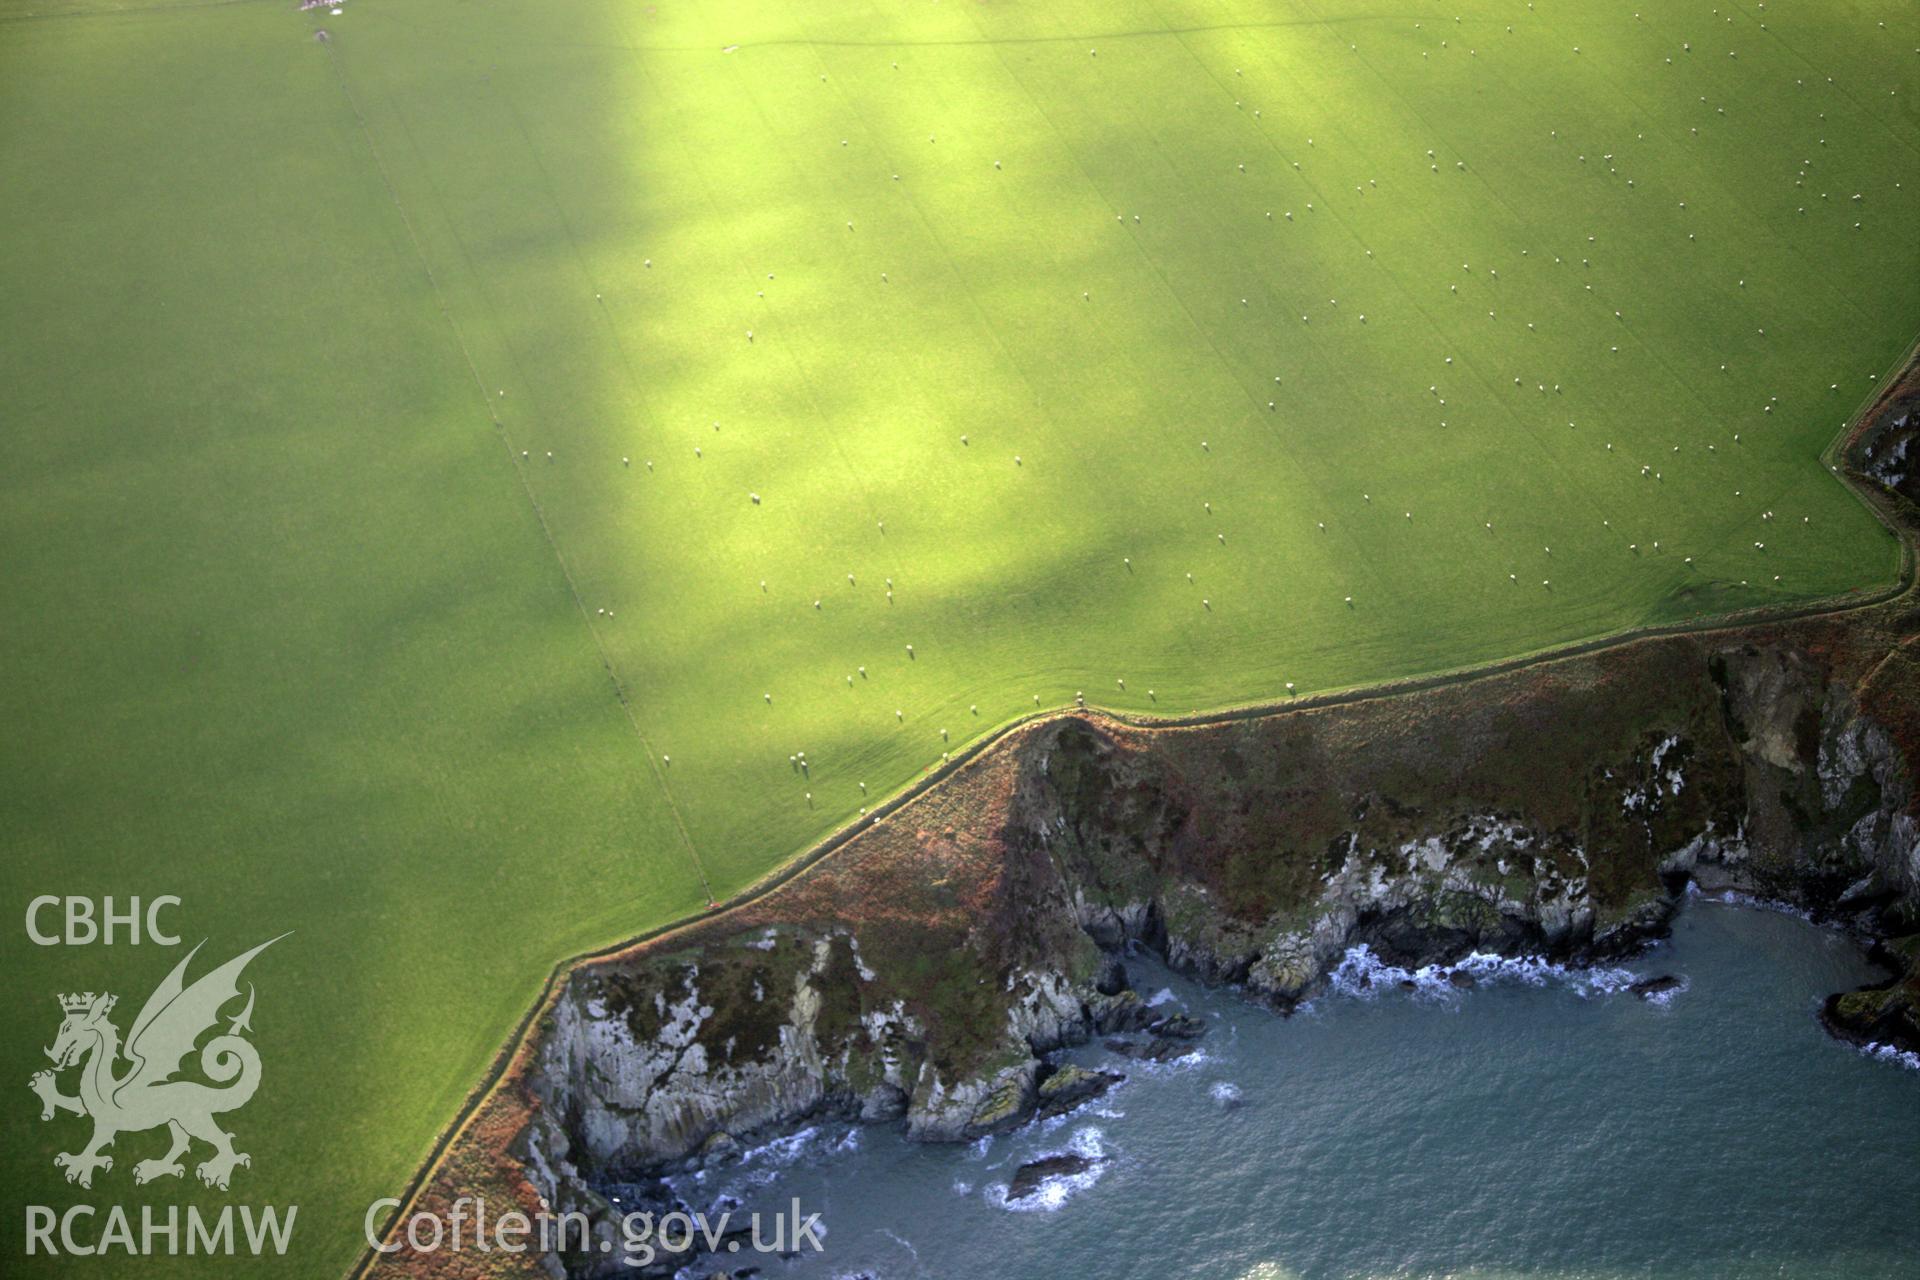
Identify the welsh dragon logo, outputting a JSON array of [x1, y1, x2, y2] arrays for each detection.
[[30, 936, 285, 1191]]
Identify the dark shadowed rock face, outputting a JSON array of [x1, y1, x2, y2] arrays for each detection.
[[1850, 366, 1920, 509], [1016, 644, 1914, 1010]]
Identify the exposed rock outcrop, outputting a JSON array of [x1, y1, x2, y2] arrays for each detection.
[[1822, 935, 1920, 1058], [1006, 1152, 1101, 1203], [1035, 1063, 1122, 1116]]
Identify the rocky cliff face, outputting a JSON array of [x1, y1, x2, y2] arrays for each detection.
[[1022, 637, 1915, 1005], [1853, 369, 1920, 509], [515, 623, 1919, 1278]]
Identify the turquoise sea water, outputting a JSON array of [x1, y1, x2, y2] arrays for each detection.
[[669, 900, 1920, 1279]]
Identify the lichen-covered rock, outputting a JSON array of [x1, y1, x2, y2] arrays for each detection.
[[907, 1057, 1037, 1142], [1823, 975, 1920, 1055], [1248, 930, 1319, 1005], [1036, 1064, 1122, 1116], [1822, 935, 1920, 1057]]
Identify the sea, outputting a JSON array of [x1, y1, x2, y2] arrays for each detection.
[[661, 897, 1920, 1280]]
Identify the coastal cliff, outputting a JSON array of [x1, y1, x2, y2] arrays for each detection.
[[512, 620, 1916, 1276], [365, 360, 1920, 1280]]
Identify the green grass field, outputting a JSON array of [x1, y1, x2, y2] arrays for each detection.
[[2, 0, 1915, 1272]]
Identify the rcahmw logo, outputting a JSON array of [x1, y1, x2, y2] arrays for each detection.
[[21, 908, 298, 1259]]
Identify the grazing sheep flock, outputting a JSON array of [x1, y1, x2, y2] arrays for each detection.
[[496, 0, 1918, 842]]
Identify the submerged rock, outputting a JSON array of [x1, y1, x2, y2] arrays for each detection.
[[1629, 975, 1684, 1000]]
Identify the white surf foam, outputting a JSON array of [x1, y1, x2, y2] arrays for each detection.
[[1691, 883, 1815, 922], [1638, 976, 1691, 1007], [1323, 943, 1642, 1003], [985, 1126, 1110, 1213], [1129, 1044, 1214, 1075], [712, 1123, 859, 1194], [736, 1124, 820, 1167], [879, 1227, 920, 1261], [1863, 1041, 1920, 1072]]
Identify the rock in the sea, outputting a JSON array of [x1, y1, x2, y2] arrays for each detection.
[[1006, 1153, 1100, 1202], [1103, 1035, 1198, 1064], [1092, 988, 1156, 1034], [1820, 941, 1920, 1055], [1149, 1038, 1194, 1063], [1629, 974, 1684, 1000], [1447, 969, 1477, 989], [1146, 1012, 1207, 1039], [1036, 1063, 1123, 1116]]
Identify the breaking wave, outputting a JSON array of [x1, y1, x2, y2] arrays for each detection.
[[984, 1126, 1110, 1214], [1320, 943, 1641, 1003], [1129, 1044, 1215, 1075], [1685, 881, 1815, 921], [1863, 1041, 1920, 1072], [737, 1124, 822, 1167], [692, 1122, 860, 1196]]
